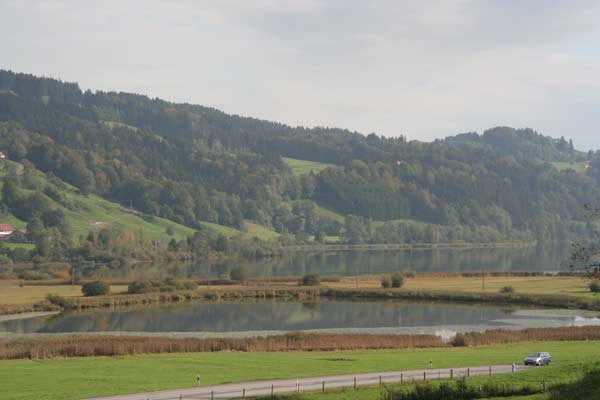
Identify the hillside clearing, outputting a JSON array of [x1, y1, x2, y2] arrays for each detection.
[[283, 157, 336, 176]]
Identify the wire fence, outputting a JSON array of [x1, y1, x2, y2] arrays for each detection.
[[132, 365, 534, 400]]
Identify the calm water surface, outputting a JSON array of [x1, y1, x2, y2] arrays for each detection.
[[94, 246, 570, 281], [2, 300, 598, 336]]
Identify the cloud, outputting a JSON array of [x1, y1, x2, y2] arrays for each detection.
[[1, 0, 600, 149]]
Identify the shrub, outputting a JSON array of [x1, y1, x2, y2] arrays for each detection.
[[166, 226, 174, 236], [391, 272, 405, 288], [451, 333, 467, 347], [0, 254, 13, 265], [403, 270, 416, 278], [46, 294, 69, 308], [300, 273, 321, 286], [229, 266, 250, 283], [590, 281, 600, 293], [381, 276, 392, 288], [81, 281, 110, 296], [500, 286, 515, 294]]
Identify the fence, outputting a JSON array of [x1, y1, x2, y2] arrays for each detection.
[[123, 365, 530, 400]]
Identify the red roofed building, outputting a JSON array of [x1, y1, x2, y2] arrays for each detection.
[[0, 224, 14, 238]]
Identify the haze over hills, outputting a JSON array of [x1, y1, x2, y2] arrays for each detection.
[[0, 69, 600, 265]]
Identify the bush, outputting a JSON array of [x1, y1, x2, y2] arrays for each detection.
[[46, 294, 69, 308], [381, 276, 392, 288], [128, 279, 197, 294], [500, 286, 515, 294], [590, 281, 600, 293], [229, 266, 250, 283], [81, 281, 110, 296], [391, 272, 405, 288], [300, 273, 321, 286], [403, 270, 416, 278]]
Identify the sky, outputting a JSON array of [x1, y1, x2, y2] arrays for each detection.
[[2, 0, 600, 150]]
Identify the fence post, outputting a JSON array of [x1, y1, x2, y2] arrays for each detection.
[[354, 377, 357, 389], [400, 373, 403, 383], [242, 388, 245, 398], [451, 369, 453, 379], [271, 384, 274, 396], [467, 368, 470, 377], [423, 371, 426, 381], [489, 365, 492, 376], [210, 390, 214, 400], [180, 395, 182, 400], [322, 381, 325, 393], [379, 375, 382, 385]]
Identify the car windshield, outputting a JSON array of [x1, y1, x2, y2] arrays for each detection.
[[528, 353, 542, 357]]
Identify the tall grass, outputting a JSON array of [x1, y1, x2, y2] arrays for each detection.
[[453, 326, 600, 346], [0, 333, 445, 360], [323, 289, 600, 311], [3, 326, 600, 360]]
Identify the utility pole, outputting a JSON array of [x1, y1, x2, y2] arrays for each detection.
[[481, 268, 485, 291]]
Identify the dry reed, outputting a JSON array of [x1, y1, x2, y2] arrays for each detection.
[[0, 333, 445, 360]]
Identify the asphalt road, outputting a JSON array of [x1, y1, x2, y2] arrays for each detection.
[[85, 364, 531, 400]]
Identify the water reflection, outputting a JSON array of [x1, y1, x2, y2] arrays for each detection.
[[1, 300, 594, 335], [90, 245, 569, 281]]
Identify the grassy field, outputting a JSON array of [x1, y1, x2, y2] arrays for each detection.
[[0, 283, 128, 305], [283, 157, 336, 176], [330, 274, 594, 299], [244, 221, 281, 240], [549, 161, 588, 174], [313, 203, 346, 223], [0, 341, 598, 400]]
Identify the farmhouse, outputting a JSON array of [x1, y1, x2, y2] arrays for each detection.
[[0, 224, 14, 238]]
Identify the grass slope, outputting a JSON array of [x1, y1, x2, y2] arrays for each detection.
[[244, 221, 281, 240], [550, 162, 588, 174], [0, 159, 269, 242], [283, 157, 336, 176], [1, 341, 599, 400]]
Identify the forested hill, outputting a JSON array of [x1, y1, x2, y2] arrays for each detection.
[[0, 69, 599, 250]]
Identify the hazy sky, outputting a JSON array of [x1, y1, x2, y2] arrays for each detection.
[[2, 1, 600, 149]]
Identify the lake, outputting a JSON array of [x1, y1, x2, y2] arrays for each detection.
[[93, 245, 570, 281], [2, 300, 598, 337]]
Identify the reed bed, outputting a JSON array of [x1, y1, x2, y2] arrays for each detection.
[[0, 333, 446, 359], [323, 289, 600, 311], [454, 326, 600, 346], [3, 326, 600, 360]]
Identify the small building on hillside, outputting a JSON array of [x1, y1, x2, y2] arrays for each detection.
[[5, 228, 30, 243], [0, 224, 14, 239]]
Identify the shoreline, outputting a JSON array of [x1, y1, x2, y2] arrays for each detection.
[[1, 284, 599, 317], [283, 241, 534, 252]]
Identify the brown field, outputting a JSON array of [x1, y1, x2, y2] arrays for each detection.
[[328, 274, 593, 298], [0, 282, 128, 306]]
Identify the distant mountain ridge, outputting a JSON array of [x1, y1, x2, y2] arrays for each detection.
[[0, 69, 598, 248]]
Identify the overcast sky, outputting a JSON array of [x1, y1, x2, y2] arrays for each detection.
[[2, 1, 600, 149]]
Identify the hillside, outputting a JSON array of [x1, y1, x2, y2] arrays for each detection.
[[0, 69, 599, 254]]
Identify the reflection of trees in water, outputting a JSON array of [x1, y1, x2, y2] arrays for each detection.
[[95, 245, 569, 280], [6, 301, 523, 334]]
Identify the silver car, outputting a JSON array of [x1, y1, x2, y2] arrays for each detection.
[[524, 352, 551, 366]]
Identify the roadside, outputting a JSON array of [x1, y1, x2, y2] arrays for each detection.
[[85, 365, 531, 400]]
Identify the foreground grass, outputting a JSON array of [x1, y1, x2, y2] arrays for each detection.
[[1, 341, 599, 400], [0, 284, 128, 306], [330, 275, 594, 299]]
